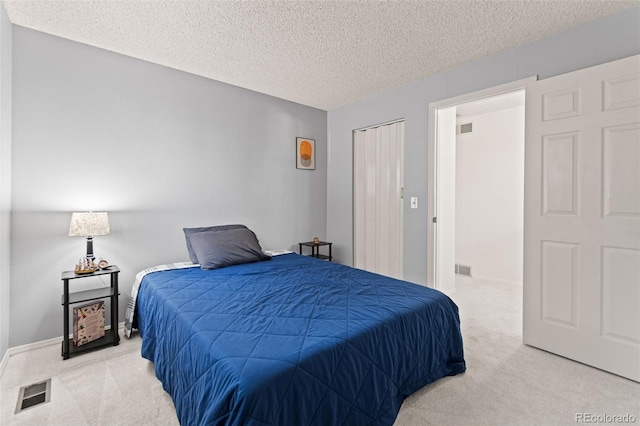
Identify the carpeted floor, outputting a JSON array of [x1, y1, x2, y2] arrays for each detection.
[[1, 275, 638, 425], [394, 276, 639, 425]]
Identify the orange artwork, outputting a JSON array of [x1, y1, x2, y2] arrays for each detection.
[[296, 137, 315, 170]]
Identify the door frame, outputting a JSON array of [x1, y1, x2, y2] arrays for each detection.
[[426, 77, 536, 290]]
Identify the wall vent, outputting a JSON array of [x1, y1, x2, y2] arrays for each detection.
[[457, 122, 473, 134], [455, 264, 472, 277], [15, 379, 51, 414]]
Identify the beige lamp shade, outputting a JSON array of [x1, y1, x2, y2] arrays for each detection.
[[68, 212, 110, 237]]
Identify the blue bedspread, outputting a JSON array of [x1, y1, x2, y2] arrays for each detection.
[[136, 253, 465, 425]]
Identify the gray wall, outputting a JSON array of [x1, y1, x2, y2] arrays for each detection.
[[0, 4, 12, 359], [10, 27, 327, 347], [327, 6, 640, 285]]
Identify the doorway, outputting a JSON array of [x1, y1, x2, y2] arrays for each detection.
[[455, 91, 525, 286], [428, 55, 640, 381], [427, 78, 534, 293]]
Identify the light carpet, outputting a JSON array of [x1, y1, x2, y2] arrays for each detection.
[[1, 275, 638, 425]]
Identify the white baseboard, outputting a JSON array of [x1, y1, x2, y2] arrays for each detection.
[[0, 322, 125, 381], [0, 347, 10, 381], [0, 335, 60, 380]]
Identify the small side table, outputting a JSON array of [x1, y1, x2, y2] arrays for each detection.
[[299, 241, 332, 261], [61, 266, 120, 360]]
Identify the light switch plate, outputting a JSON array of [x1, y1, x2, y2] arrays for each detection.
[[410, 197, 418, 209]]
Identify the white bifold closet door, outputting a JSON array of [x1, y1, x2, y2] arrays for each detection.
[[353, 121, 404, 279]]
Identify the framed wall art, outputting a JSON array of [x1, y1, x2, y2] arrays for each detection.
[[296, 137, 315, 170]]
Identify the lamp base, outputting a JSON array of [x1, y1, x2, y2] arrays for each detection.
[[85, 236, 95, 261]]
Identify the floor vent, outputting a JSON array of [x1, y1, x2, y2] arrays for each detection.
[[15, 378, 51, 414], [455, 264, 472, 277]]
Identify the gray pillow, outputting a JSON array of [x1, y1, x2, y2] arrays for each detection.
[[183, 224, 248, 264], [188, 228, 271, 270]]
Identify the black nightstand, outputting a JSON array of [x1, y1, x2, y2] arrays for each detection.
[[61, 266, 120, 359], [299, 241, 333, 261]]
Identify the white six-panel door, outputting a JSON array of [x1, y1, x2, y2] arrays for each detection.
[[524, 55, 640, 381], [353, 121, 404, 279]]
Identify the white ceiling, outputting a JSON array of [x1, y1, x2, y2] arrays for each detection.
[[2, 0, 637, 111]]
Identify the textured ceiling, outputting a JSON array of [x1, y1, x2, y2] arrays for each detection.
[[2, 0, 637, 110]]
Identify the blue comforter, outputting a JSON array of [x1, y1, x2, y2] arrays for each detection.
[[137, 253, 465, 425]]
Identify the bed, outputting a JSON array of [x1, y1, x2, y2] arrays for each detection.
[[127, 227, 465, 425]]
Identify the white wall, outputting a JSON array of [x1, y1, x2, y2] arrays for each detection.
[[455, 106, 524, 284], [0, 4, 12, 359], [10, 27, 327, 347], [327, 6, 640, 285]]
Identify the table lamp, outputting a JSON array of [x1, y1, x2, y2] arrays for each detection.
[[68, 212, 110, 260]]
